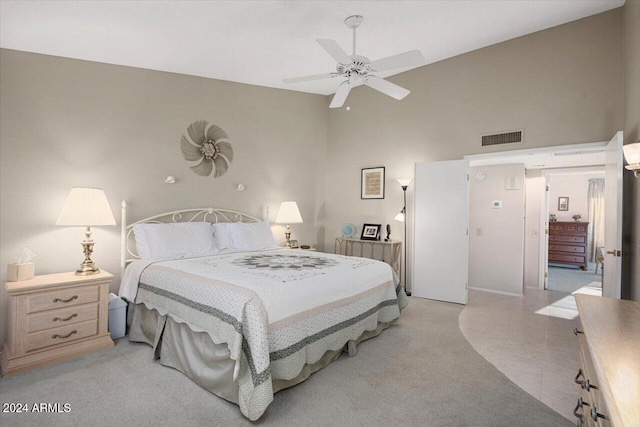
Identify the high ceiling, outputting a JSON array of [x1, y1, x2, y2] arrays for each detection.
[[0, 1, 625, 95]]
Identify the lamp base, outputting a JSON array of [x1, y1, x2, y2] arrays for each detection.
[[75, 227, 101, 276], [75, 265, 100, 276], [284, 226, 292, 249]]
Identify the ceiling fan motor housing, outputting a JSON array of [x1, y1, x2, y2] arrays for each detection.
[[337, 55, 371, 80]]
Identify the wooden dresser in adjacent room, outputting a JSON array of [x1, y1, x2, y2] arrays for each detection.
[[549, 221, 589, 270]]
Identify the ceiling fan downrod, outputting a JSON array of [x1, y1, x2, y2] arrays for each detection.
[[345, 15, 363, 56]]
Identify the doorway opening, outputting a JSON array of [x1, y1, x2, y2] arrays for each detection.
[[465, 140, 611, 298], [544, 169, 605, 295]]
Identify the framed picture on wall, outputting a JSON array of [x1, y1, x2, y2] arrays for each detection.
[[361, 224, 382, 241], [558, 197, 569, 211], [361, 167, 385, 199]]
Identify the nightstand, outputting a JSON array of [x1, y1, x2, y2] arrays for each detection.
[[1, 270, 114, 376]]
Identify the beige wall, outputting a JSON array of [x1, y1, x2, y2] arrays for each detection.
[[469, 164, 525, 295], [0, 49, 328, 346], [326, 10, 624, 290], [548, 172, 606, 222], [623, 0, 640, 301]]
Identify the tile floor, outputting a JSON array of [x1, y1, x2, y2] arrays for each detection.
[[459, 288, 591, 421]]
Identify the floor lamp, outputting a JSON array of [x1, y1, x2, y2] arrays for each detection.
[[394, 178, 412, 296]]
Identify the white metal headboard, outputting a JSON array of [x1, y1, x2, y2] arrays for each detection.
[[120, 200, 261, 273]]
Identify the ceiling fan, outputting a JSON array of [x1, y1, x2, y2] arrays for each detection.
[[284, 15, 425, 108]]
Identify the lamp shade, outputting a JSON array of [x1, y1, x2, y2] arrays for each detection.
[[56, 187, 116, 226], [394, 211, 405, 223], [623, 143, 640, 166], [396, 178, 413, 187], [275, 201, 303, 224]]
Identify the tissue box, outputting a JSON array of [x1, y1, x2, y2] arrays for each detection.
[[7, 263, 35, 282]]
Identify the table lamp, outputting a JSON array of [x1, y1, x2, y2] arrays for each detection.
[[275, 201, 303, 248], [56, 187, 116, 275], [623, 142, 640, 177]]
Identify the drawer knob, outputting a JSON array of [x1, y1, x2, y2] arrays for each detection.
[[52, 313, 78, 322], [52, 330, 77, 339], [53, 295, 78, 303], [573, 328, 583, 336]]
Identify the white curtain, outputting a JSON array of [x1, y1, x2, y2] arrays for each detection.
[[587, 178, 605, 262]]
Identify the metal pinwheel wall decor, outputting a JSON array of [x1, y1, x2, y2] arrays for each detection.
[[180, 120, 234, 177]]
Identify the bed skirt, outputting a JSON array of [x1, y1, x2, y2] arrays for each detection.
[[128, 303, 391, 407]]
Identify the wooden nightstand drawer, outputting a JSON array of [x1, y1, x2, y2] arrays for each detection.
[[26, 319, 98, 352], [27, 284, 99, 314], [27, 303, 98, 333]]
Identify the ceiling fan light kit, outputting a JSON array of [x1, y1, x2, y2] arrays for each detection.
[[284, 15, 425, 109]]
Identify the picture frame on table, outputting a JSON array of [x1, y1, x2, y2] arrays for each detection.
[[558, 197, 569, 211], [361, 167, 385, 199], [360, 224, 382, 241], [289, 240, 299, 249]]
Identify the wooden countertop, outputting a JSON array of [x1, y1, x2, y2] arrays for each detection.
[[575, 294, 640, 427]]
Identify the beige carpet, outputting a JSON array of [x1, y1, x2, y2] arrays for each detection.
[[0, 298, 570, 426]]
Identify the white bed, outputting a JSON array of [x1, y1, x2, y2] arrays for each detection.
[[118, 203, 408, 420]]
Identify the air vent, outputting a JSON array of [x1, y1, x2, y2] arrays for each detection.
[[482, 130, 524, 147]]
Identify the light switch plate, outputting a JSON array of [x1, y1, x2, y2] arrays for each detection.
[[492, 200, 502, 209]]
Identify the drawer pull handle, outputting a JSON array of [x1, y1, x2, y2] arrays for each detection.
[[573, 328, 583, 336], [52, 330, 77, 339], [590, 407, 607, 421], [574, 369, 584, 386], [573, 398, 589, 424], [583, 379, 598, 391], [52, 313, 78, 322], [53, 295, 78, 303]]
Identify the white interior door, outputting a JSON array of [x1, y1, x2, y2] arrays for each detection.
[[603, 131, 623, 299], [413, 160, 469, 304]]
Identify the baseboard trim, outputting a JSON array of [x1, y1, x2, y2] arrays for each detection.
[[469, 287, 523, 297]]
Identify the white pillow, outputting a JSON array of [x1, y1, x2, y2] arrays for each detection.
[[133, 222, 218, 260], [223, 221, 278, 251], [211, 222, 236, 251]]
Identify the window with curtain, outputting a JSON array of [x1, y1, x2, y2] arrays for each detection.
[[587, 178, 605, 262]]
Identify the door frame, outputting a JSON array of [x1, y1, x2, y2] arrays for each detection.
[[465, 140, 609, 292]]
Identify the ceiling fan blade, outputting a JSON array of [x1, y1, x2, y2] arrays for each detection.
[[330, 82, 351, 108], [369, 50, 425, 72], [316, 39, 352, 64], [283, 73, 338, 84], [365, 76, 410, 100]]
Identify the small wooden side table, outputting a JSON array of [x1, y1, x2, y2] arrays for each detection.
[[1, 270, 114, 376]]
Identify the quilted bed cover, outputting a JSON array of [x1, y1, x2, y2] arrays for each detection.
[[119, 248, 408, 420]]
